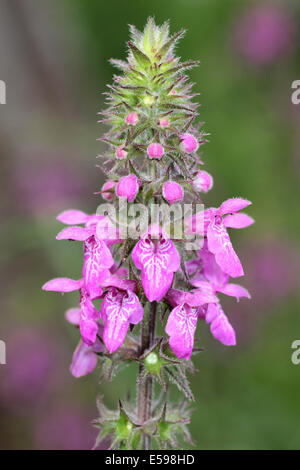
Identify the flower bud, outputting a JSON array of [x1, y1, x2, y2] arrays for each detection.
[[192, 170, 214, 193], [147, 143, 164, 159], [180, 133, 199, 154], [143, 95, 155, 106], [125, 112, 138, 125], [144, 352, 161, 375], [163, 181, 184, 205], [116, 174, 140, 202], [159, 118, 169, 128], [116, 146, 128, 160], [101, 180, 116, 201]]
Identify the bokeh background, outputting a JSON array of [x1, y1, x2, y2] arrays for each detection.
[[0, 0, 299, 450]]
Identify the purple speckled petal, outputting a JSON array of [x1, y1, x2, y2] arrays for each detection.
[[42, 278, 82, 293], [56, 210, 89, 225], [100, 288, 143, 353], [166, 304, 198, 360], [132, 237, 180, 302], [70, 340, 98, 378], [207, 217, 244, 278], [56, 226, 93, 241], [141, 268, 173, 302], [83, 236, 114, 299]]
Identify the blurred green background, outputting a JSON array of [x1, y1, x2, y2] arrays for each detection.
[[0, 0, 299, 449]]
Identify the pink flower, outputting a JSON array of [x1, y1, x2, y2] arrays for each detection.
[[83, 236, 114, 299], [187, 243, 251, 300], [101, 180, 115, 201], [165, 284, 218, 359], [132, 227, 181, 302], [205, 303, 236, 346], [159, 118, 169, 128], [163, 181, 184, 204], [101, 287, 144, 353], [205, 198, 254, 277], [116, 146, 128, 160], [147, 143, 164, 160], [66, 296, 104, 376], [69, 340, 102, 378], [192, 170, 213, 193], [166, 304, 199, 359], [116, 174, 140, 202], [180, 133, 199, 154], [125, 112, 138, 125]]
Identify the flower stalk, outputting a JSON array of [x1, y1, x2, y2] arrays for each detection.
[[42, 18, 254, 450]]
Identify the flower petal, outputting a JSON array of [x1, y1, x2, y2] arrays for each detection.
[[65, 308, 81, 325], [70, 340, 98, 378], [83, 236, 114, 299], [79, 319, 98, 346], [100, 290, 129, 353], [223, 213, 254, 229], [56, 226, 93, 241], [206, 303, 236, 346], [219, 198, 252, 215], [166, 304, 198, 360], [100, 289, 143, 353], [207, 218, 244, 277], [197, 246, 229, 286], [142, 268, 174, 302], [132, 237, 180, 302], [42, 278, 82, 292], [217, 283, 251, 300], [186, 282, 218, 306], [100, 274, 136, 293], [56, 210, 89, 225]]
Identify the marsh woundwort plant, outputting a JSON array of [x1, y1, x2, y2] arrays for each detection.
[[43, 19, 254, 450]]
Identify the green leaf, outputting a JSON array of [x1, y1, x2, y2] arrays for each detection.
[[156, 30, 185, 58], [128, 41, 151, 67]]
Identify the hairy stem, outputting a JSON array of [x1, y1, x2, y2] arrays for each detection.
[[138, 301, 157, 450]]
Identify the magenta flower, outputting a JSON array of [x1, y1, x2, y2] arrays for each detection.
[[192, 170, 213, 193], [116, 174, 140, 202], [70, 340, 104, 378], [147, 143, 164, 160], [132, 227, 180, 302], [66, 309, 105, 377], [205, 303, 236, 346], [166, 304, 199, 360], [78, 288, 101, 345], [180, 133, 199, 154], [83, 235, 114, 299], [101, 287, 144, 353], [187, 243, 251, 301], [162, 181, 184, 205], [205, 198, 254, 277], [165, 285, 218, 359]]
